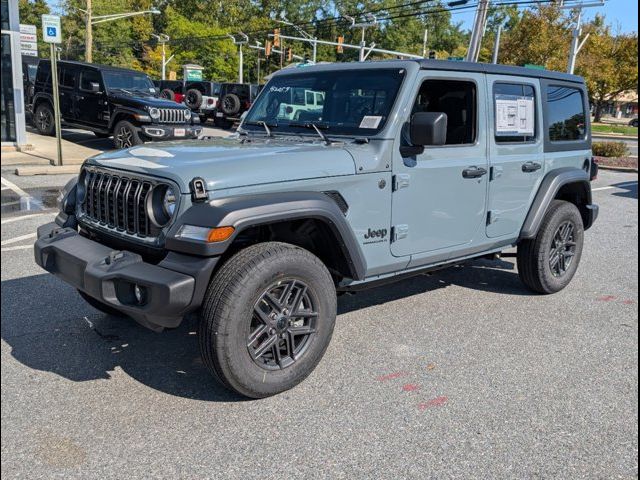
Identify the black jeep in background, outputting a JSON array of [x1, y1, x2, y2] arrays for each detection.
[[155, 80, 222, 123], [214, 82, 262, 129], [22, 55, 40, 115], [31, 60, 202, 149]]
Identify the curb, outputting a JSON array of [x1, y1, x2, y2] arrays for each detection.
[[598, 165, 639, 173], [592, 134, 638, 141], [15, 165, 81, 176]]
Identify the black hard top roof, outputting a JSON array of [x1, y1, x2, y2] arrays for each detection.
[[275, 59, 585, 84], [416, 59, 584, 83], [38, 59, 146, 75]]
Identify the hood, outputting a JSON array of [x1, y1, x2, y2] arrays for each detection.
[[85, 137, 357, 193], [108, 92, 188, 110]]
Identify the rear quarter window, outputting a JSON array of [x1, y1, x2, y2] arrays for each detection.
[[546, 85, 587, 142]]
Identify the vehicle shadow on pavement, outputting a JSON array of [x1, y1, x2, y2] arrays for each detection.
[[612, 181, 638, 200], [1, 258, 526, 401]]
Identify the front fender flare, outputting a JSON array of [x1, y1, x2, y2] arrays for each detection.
[[165, 191, 367, 280], [519, 167, 592, 239]]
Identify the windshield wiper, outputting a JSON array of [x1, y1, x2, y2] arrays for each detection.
[[243, 120, 277, 137], [288, 122, 332, 146]]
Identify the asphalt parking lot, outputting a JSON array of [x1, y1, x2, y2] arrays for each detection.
[[1, 167, 637, 478]]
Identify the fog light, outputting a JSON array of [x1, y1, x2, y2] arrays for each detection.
[[134, 284, 146, 305]]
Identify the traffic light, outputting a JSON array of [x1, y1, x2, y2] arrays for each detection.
[[265, 40, 272, 57], [428, 50, 437, 59], [337, 35, 344, 53], [273, 29, 280, 47], [287, 48, 293, 62]]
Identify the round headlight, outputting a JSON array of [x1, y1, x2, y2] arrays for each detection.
[[162, 187, 177, 217], [184, 109, 192, 120], [149, 107, 160, 120]]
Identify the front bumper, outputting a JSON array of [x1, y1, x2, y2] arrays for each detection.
[[34, 222, 217, 330], [141, 124, 202, 141]]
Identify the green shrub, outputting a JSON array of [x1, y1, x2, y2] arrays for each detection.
[[592, 141, 629, 157]]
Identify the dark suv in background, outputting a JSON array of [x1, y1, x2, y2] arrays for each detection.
[[214, 82, 262, 129], [22, 55, 40, 114], [31, 60, 202, 149]]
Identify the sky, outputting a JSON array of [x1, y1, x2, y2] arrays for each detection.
[[455, 0, 638, 33]]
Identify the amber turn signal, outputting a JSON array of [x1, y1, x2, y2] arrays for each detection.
[[206, 226, 235, 243]]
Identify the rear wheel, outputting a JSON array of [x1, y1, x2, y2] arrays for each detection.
[[33, 103, 55, 136], [517, 200, 584, 294], [199, 242, 337, 398], [113, 120, 143, 149]]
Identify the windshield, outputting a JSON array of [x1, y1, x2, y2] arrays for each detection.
[[244, 68, 405, 136], [103, 71, 156, 94]]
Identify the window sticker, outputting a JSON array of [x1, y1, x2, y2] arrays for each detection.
[[495, 94, 535, 136], [359, 115, 383, 129]]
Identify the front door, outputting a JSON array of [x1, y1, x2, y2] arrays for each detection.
[[391, 72, 489, 257], [486, 76, 544, 238], [75, 68, 107, 128]]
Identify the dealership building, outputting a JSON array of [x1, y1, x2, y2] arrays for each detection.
[[1, 0, 27, 148]]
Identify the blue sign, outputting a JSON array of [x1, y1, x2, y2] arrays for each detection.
[[46, 27, 57, 37]]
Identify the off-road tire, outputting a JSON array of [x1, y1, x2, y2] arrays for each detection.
[[78, 290, 124, 317], [517, 200, 584, 294], [185, 88, 203, 109], [113, 120, 143, 149], [160, 88, 175, 101], [33, 102, 55, 136], [199, 242, 337, 398], [220, 93, 241, 115]]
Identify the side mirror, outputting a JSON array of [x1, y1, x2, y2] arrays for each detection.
[[410, 112, 448, 147], [90, 82, 101, 93]]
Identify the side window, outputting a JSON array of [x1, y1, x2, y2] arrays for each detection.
[[494, 83, 536, 143], [412, 79, 477, 145], [546, 86, 586, 141], [59, 68, 76, 89], [35, 65, 49, 84], [80, 69, 102, 92]]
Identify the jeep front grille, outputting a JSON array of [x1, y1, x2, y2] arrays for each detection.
[[158, 108, 187, 123], [81, 169, 156, 238]]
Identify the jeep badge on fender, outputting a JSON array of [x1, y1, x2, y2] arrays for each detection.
[[35, 59, 598, 399]]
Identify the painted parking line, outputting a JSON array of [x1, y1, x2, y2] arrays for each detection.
[[592, 181, 638, 192], [0, 232, 36, 246], [1, 212, 56, 225], [0, 176, 43, 211], [0, 244, 33, 252]]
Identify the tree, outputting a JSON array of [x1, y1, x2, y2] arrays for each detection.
[[577, 28, 638, 122]]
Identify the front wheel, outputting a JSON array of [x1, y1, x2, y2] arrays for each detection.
[[517, 200, 585, 294], [112, 120, 143, 149], [199, 242, 337, 398]]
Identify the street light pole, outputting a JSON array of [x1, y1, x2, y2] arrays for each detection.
[[228, 33, 249, 84], [347, 14, 377, 62], [491, 25, 502, 64], [558, 0, 604, 74], [82, 4, 160, 63], [152, 33, 170, 80]]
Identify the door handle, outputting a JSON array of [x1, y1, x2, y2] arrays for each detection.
[[522, 161, 542, 173], [462, 166, 488, 179], [76, 95, 85, 100]]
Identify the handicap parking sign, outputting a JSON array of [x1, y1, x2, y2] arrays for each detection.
[[42, 14, 62, 43]]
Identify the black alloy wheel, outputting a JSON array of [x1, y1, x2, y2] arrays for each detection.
[[34, 104, 55, 135], [248, 279, 318, 370], [549, 221, 577, 277]]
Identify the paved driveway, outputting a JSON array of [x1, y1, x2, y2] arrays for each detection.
[[1, 170, 637, 479]]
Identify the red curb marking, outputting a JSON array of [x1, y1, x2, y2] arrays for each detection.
[[376, 371, 409, 382], [622, 299, 636, 305], [402, 383, 420, 392], [597, 295, 617, 302], [418, 396, 448, 410]]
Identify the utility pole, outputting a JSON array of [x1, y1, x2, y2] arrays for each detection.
[[228, 33, 249, 83], [85, 0, 92, 62], [466, 0, 490, 62], [346, 13, 377, 62], [557, 1, 603, 74], [152, 33, 171, 80], [422, 29, 428, 58], [491, 25, 502, 64]]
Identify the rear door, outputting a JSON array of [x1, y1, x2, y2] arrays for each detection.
[[57, 64, 77, 120], [486, 77, 544, 238]]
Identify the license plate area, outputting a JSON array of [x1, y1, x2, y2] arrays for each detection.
[[173, 128, 185, 137]]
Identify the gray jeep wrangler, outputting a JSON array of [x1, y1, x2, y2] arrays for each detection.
[[35, 60, 598, 398]]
